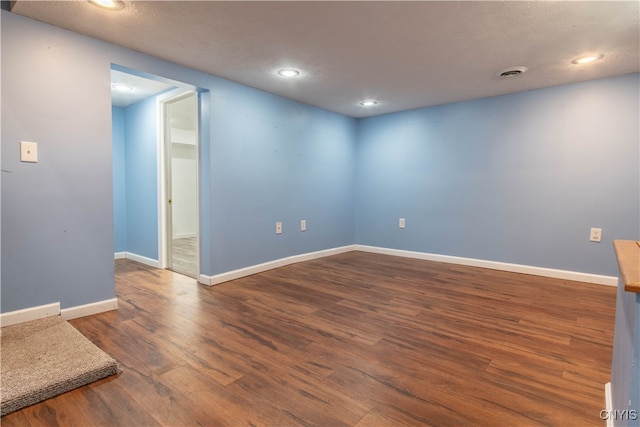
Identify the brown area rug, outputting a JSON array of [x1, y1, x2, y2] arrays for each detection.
[[1, 316, 118, 416]]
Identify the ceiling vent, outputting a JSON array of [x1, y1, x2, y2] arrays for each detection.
[[497, 66, 528, 78]]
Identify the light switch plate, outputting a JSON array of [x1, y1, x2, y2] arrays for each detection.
[[20, 141, 38, 163]]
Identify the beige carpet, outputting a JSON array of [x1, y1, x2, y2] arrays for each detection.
[[1, 316, 118, 416]]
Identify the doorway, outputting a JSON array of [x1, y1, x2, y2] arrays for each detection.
[[162, 91, 199, 279], [111, 65, 203, 280]]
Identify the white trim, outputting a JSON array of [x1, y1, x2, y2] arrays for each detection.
[[355, 245, 618, 286], [157, 91, 171, 270], [114, 252, 126, 260], [197, 244, 618, 287], [125, 252, 162, 268], [157, 89, 187, 270], [61, 298, 118, 320], [604, 382, 614, 427], [157, 89, 200, 273], [199, 245, 357, 286], [0, 302, 60, 327]]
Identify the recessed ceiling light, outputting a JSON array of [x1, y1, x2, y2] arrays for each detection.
[[111, 83, 133, 92], [277, 69, 300, 78], [88, 0, 124, 10], [496, 66, 528, 78], [360, 100, 378, 107], [572, 54, 604, 65]]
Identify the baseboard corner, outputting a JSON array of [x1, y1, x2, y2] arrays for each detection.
[[125, 252, 161, 268], [208, 244, 357, 286]]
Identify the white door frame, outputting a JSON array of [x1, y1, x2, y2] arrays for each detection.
[[157, 89, 200, 276]]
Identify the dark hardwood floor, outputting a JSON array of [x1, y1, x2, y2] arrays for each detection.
[[2, 251, 616, 426]]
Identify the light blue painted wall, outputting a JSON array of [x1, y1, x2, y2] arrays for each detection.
[[209, 80, 357, 272], [3, 12, 640, 416], [112, 106, 127, 253], [123, 97, 159, 260], [1, 11, 356, 311], [1, 11, 116, 310], [356, 74, 640, 277]]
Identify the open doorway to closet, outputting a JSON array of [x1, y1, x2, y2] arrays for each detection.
[[111, 66, 201, 280], [162, 92, 199, 278]]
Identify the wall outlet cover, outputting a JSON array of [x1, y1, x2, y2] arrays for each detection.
[[20, 141, 38, 163]]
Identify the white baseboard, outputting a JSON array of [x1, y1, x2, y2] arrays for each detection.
[[604, 382, 614, 427], [0, 302, 60, 327], [198, 244, 617, 287], [114, 252, 126, 260], [1, 298, 119, 326], [355, 245, 618, 287], [199, 245, 357, 286], [123, 252, 161, 268], [61, 298, 118, 320]]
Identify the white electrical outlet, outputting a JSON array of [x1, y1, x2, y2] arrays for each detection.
[[276, 222, 282, 234], [399, 218, 406, 229], [301, 219, 306, 232], [20, 141, 38, 163], [590, 227, 602, 242]]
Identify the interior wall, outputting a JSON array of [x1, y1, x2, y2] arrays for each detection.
[[209, 81, 357, 273], [3, 9, 638, 316], [111, 97, 161, 260], [1, 11, 116, 311], [112, 106, 127, 253], [123, 96, 159, 260], [356, 73, 640, 277], [1, 10, 357, 312]]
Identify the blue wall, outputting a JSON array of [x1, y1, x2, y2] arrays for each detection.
[[1, 10, 356, 312], [1, 11, 116, 310], [2, 8, 639, 318], [209, 81, 356, 272], [356, 74, 640, 276], [123, 96, 159, 260], [112, 106, 127, 253]]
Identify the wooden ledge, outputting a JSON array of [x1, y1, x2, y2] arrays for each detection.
[[613, 240, 640, 293]]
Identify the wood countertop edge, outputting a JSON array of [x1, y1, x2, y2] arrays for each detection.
[[613, 240, 640, 293]]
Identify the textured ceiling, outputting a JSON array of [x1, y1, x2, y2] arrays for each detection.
[[10, 1, 640, 118]]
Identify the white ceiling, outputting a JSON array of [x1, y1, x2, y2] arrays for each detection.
[[10, 1, 640, 118], [110, 69, 176, 107]]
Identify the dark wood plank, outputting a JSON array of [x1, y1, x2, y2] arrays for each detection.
[[1, 251, 616, 426]]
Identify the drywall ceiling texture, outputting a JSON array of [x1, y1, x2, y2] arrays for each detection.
[[11, 1, 640, 117]]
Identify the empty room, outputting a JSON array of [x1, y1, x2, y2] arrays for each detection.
[[1, 1, 639, 426]]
